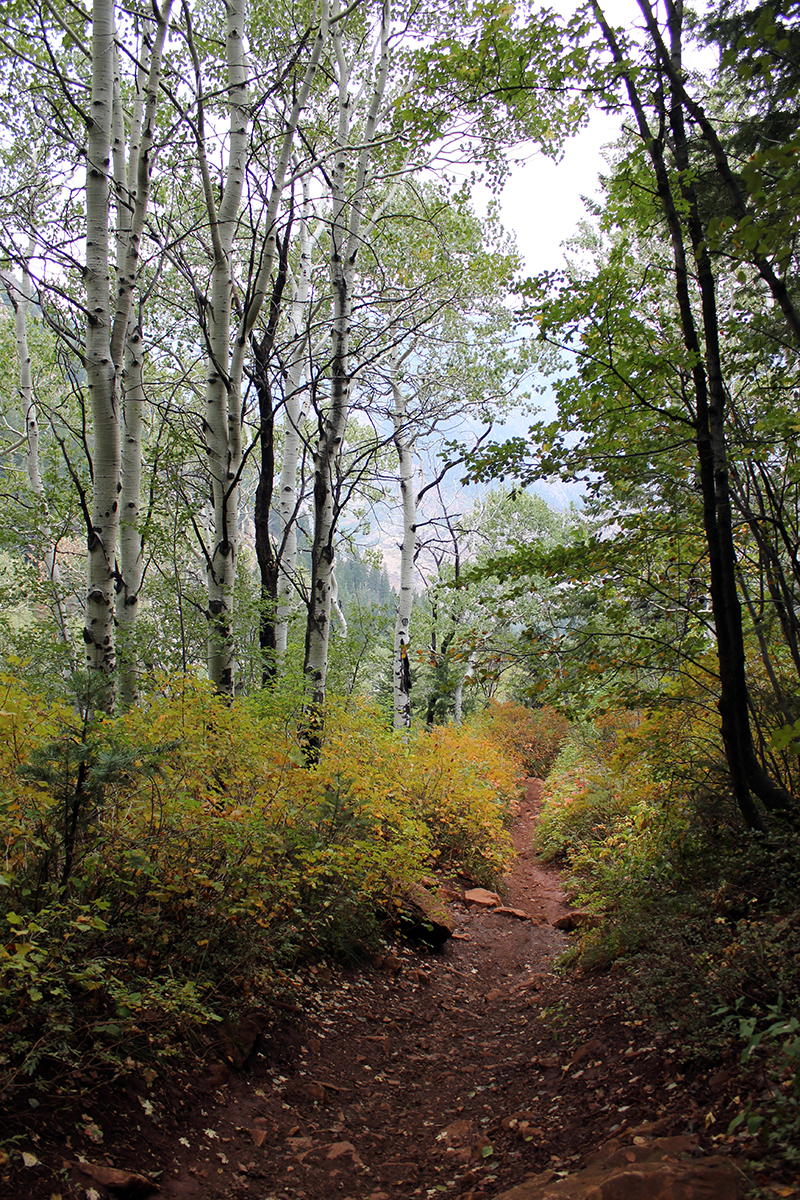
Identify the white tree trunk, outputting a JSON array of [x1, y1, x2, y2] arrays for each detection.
[[84, 0, 119, 703], [83, 0, 171, 707], [453, 651, 477, 726], [391, 355, 416, 730], [229, 1, 328, 380], [113, 3, 172, 704], [116, 313, 145, 706], [276, 185, 314, 663], [304, 0, 392, 706], [2, 259, 71, 647], [196, 0, 325, 693], [198, 0, 249, 695]]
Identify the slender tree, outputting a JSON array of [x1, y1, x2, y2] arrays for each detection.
[[303, 0, 393, 709]]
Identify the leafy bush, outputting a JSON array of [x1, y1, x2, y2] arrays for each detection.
[[723, 995, 800, 1167], [0, 675, 520, 1100], [471, 701, 569, 778], [536, 701, 800, 1175], [404, 721, 519, 885]]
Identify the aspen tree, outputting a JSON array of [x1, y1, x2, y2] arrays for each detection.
[[189, 0, 328, 694], [113, 3, 174, 704], [304, 0, 393, 710], [83, 0, 118, 702], [83, 0, 172, 708], [390, 348, 416, 730], [1, 255, 71, 649], [276, 183, 316, 665]]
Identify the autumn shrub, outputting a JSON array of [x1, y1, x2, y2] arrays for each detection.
[[404, 721, 518, 886], [535, 713, 668, 883], [1, 675, 521, 1100], [470, 701, 569, 778], [538, 696, 800, 1178]]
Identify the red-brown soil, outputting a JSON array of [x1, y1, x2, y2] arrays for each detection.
[[3, 781, 786, 1200]]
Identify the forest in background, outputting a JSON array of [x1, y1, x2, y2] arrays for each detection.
[[1, 0, 800, 1185]]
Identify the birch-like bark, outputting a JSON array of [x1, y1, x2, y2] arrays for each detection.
[[246, 10, 328, 686], [83, 0, 119, 702], [193, 0, 326, 693], [2, 259, 71, 647], [116, 311, 145, 706], [197, 0, 249, 695], [113, 5, 171, 703], [276, 186, 314, 663], [84, 0, 171, 707], [304, 0, 392, 707], [231, 1, 328, 383], [111, 2, 172, 370], [391, 353, 416, 730], [453, 652, 477, 726]]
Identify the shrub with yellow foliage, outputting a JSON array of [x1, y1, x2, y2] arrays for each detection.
[[0, 675, 522, 1097]]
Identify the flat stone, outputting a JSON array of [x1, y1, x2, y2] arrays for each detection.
[[391, 882, 455, 945], [438, 1118, 475, 1148], [493, 906, 530, 919], [464, 888, 501, 908], [325, 1140, 361, 1164], [569, 1038, 607, 1067], [74, 1161, 159, 1197], [510, 973, 548, 994], [218, 1012, 268, 1069], [491, 1138, 745, 1199]]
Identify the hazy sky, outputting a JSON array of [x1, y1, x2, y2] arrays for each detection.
[[494, 108, 622, 276], [485, 0, 714, 277]]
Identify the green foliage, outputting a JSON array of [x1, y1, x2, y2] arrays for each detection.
[[411, 490, 583, 720], [409, 0, 591, 186], [722, 996, 800, 1167], [538, 704, 800, 1173]]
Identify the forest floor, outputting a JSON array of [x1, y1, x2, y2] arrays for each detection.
[[7, 781, 792, 1200]]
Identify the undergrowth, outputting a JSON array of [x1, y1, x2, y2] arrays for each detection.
[[536, 703, 800, 1177], [0, 679, 533, 1110]]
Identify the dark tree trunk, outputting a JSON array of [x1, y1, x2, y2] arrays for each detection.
[[594, 0, 797, 826]]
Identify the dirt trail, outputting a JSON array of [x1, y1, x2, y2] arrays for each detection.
[[14, 781, 753, 1199], [150, 779, 578, 1200]]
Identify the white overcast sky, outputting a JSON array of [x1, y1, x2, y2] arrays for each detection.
[[481, 0, 716, 276], [492, 109, 622, 276]]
